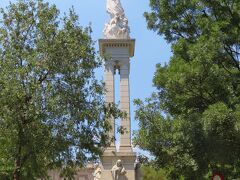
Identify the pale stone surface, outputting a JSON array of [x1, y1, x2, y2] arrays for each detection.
[[119, 61, 131, 151], [101, 151, 136, 180], [111, 159, 126, 180], [99, 39, 137, 179], [105, 61, 116, 150], [93, 164, 102, 180], [100, 39, 135, 152], [104, 0, 130, 39]]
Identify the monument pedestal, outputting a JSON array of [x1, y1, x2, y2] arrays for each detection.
[[101, 151, 136, 180]]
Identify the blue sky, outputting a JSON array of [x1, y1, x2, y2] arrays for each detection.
[[0, 0, 172, 155]]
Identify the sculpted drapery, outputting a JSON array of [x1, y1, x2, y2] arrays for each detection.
[[106, 0, 124, 18], [111, 160, 126, 180], [104, 0, 130, 39]]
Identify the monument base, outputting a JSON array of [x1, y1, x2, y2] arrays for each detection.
[[101, 150, 136, 180]]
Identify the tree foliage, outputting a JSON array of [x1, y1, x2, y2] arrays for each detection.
[[0, 0, 120, 179], [134, 0, 240, 179], [141, 165, 168, 180]]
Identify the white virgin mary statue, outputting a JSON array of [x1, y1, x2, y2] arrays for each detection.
[[104, 0, 130, 39], [107, 0, 125, 18]]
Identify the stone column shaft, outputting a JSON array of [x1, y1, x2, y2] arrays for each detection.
[[105, 62, 115, 149], [119, 61, 132, 152]]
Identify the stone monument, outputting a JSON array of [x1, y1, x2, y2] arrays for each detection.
[[43, 1, 141, 180], [99, 0, 137, 179]]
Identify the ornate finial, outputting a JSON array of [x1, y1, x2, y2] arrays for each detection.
[[104, 0, 130, 39]]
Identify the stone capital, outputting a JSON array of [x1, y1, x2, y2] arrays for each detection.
[[105, 61, 115, 71], [119, 61, 130, 69]]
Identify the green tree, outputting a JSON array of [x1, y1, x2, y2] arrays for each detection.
[[0, 1, 120, 179], [141, 165, 168, 180], [134, 0, 240, 179]]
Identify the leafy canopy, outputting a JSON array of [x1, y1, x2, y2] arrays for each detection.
[[0, 0, 120, 179], [134, 0, 240, 179]]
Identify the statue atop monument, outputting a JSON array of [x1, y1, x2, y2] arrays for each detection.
[[104, 0, 130, 39], [106, 0, 124, 18]]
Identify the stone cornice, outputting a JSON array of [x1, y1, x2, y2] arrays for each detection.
[[99, 39, 135, 58]]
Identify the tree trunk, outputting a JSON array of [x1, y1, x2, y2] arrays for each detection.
[[13, 132, 22, 180], [13, 157, 21, 180]]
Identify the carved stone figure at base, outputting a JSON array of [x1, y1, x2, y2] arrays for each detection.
[[111, 159, 126, 180], [93, 164, 102, 180]]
